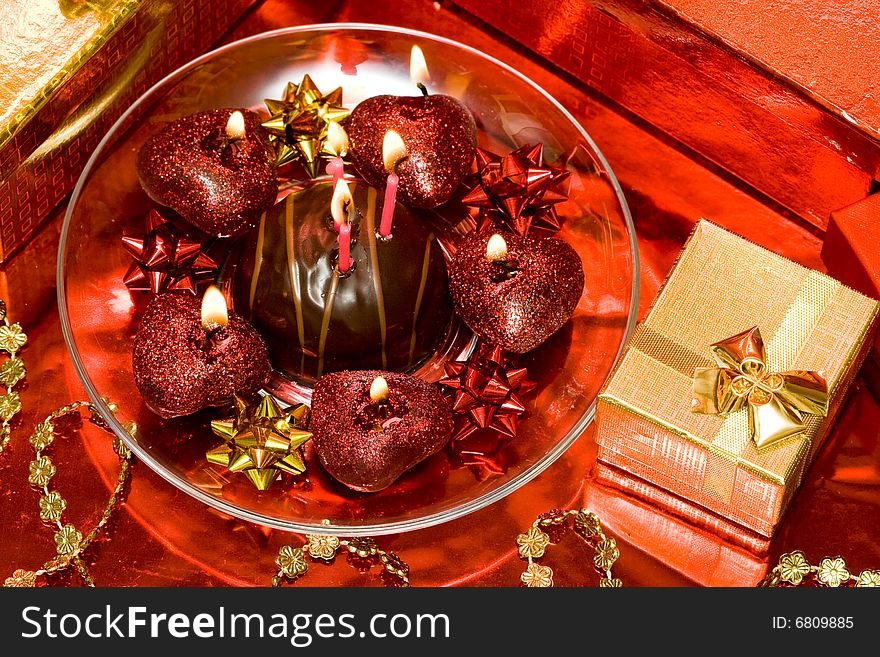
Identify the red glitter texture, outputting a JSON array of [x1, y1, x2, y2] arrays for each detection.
[[132, 293, 272, 419], [346, 94, 477, 208], [136, 108, 278, 237], [448, 231, 584, 353], [310, 370, 454, 492]]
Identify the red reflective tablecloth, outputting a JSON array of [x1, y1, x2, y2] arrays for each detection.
[[1, 0, 878, 587]]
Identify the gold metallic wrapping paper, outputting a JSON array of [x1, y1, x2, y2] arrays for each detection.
[[0, 0, 258, 262], [595, 220, 880, 538]]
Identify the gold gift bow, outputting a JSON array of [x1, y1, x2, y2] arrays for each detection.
[[207, 395, 312, 491], [692, 326, 828, 449]]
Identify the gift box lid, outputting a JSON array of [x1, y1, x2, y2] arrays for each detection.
[[0, 0, 138, 170], [0, 0, 259, 264], [596, 220, 880, 536]]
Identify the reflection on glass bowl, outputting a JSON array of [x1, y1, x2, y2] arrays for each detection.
[[58, 24, 639, 536]]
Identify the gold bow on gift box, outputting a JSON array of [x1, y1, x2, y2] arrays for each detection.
[[691, 327, 828, 449]]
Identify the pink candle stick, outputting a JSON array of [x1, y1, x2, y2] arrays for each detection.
[[326, 156, 344, 187], [380, 172, 398, 238], [338, 222, 353, 273], [380, 130, 407, 239], [325, 122, 348, 188]]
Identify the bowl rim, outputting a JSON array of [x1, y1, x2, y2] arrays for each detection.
[[57, 22, 641, 536]]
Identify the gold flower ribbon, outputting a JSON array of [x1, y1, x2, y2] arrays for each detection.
[[692, 327, 828, 449]]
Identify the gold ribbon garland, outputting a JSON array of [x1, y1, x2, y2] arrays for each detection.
[[692, 326, 829, 448], [0, 298, 135, 587], [0, 300, 27, 454], [517, 507, 880, 588], [761, 551, 880, 587], [273, 526, 410, 587], [515, 509, 622, 587], [4, 401, 134, 587]]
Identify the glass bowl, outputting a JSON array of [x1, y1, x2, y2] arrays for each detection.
[[58, 24, 639, 536]]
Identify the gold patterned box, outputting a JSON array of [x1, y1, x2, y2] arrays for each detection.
[[595, 220, 880, 538], [0, 0, 258, 263]]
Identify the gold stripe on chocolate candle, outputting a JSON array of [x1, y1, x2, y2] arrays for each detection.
[[284, 192, 306, 373], [364, 186, 388, 369], [317, 271, 340, 377], [248, 210, 266, 314], [409, 233, 434, 366]]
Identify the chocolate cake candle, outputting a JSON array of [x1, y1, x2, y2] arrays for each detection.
[[233, 181, 453, 382]]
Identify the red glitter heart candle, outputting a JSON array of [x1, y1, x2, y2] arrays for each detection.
[[448, 231, 585, 353], [132, 286, 271, 418], [136, 108, 278, 237], [347, 45, 477, 209], [310, 370, 453, 492]]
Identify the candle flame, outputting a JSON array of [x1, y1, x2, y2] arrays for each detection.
[[486, 234, 508, 262], [369, 376, 390, 403], [326, 121, 349, 157], [201, 285, 229, 329], [410, 45, 430, 87], [225, 111, 246, 140], [331, 178, 354, 227], [382, 130, 407, 173]]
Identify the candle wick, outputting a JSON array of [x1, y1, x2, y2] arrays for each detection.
[[489, 260, 520, 283], [204, 321, 224, 337], [416, 82, 430, 97], [200, 323, 225, 351], [392, 155, 409, 176], [205, 129, 244, 160], [344, 198, 358, 226]]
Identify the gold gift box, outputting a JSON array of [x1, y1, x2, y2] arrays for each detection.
[[0, 0, 258, 263], [595, 220, 880, 538]]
